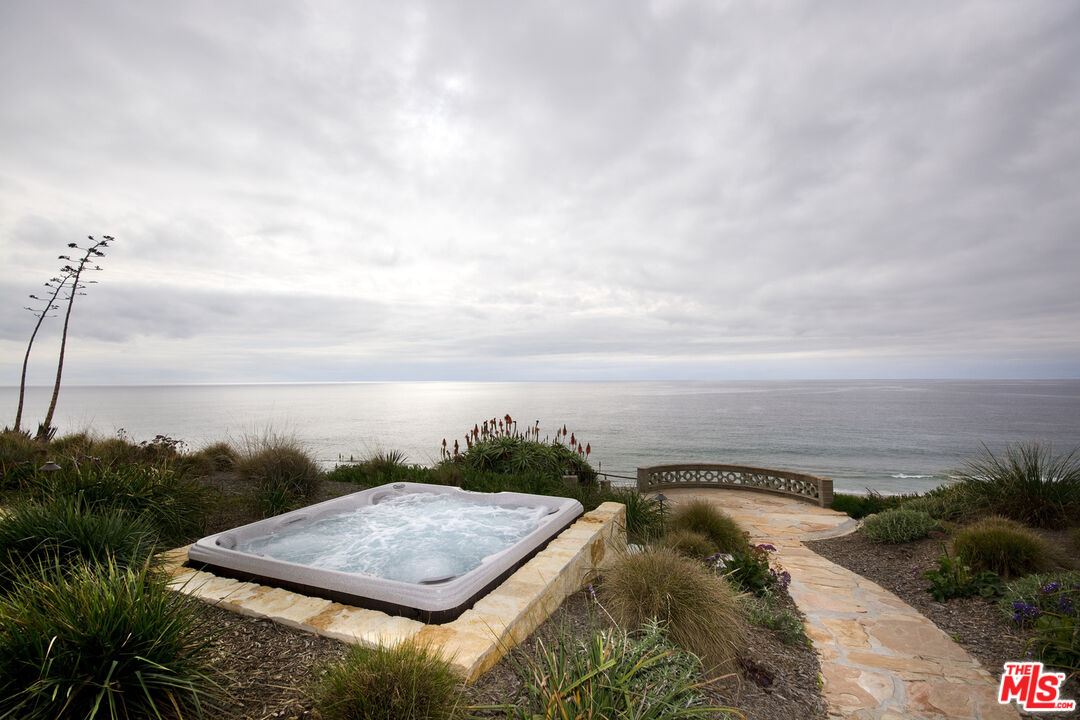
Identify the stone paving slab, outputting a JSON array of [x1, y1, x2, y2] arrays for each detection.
[[164, 501, 627, 682], [659, 488, 1023, 720]]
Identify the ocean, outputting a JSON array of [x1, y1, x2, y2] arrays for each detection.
[[5, 380, 1079, 495]]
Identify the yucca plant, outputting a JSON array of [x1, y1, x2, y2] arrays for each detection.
[[0, 559, 220, 720]]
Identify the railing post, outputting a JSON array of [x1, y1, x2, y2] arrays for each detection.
[[819, 477, 834, 508], [636, 467, 650, 493]]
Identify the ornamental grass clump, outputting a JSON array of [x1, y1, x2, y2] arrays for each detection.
[[661, 528, 718, 558], [950, 442, 1080, 527], [952, 516, 1057, 578], [237, 432, 323, 516], [0, 499, 158, 594], [312, 640, 461, 720], [667, 499, 746, 554], [861, 507, 939, 544], [0, 559, 220, 720], [599, 547, 746, 675], [502, 620, 741, 719]]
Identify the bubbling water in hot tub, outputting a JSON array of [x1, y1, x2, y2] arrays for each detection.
[[234, 492, 549, 585]]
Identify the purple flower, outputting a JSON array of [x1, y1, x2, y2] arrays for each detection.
[[1012, 601, 1043, 625], [1058, 595, 1075, 616], [1040, 582, 1061, 595], [756, 543, 777, 552]]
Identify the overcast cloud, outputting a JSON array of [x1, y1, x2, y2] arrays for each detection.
[[2, 0, 1078, 384]]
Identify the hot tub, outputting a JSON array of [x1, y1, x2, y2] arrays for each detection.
[[187, 482, 583, 623]]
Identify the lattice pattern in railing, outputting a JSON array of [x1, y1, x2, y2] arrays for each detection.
[[638, 464, 833, 507]]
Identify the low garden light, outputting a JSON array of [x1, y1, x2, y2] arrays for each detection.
[[39, 461, 61, 472], [656, 492, 667, 516]]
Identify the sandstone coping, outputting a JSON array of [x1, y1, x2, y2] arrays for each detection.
[[163, 501, 626, 682]]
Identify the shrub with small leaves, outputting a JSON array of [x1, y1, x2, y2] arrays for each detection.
[[830, 490, 904, 519], [923, 535, 1005, 602], [861, 508, 939, 544], [717, 541, 788, 597]]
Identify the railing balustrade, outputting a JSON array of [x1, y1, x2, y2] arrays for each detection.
[[637, 463, 834, 507]]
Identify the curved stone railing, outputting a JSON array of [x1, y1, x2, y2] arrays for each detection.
[[637, 463, 834, 507]]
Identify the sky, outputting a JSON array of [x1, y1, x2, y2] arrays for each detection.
[[1, 1, 1079, 385]]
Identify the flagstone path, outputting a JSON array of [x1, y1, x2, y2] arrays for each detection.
[[658, 488, 1022, 720]]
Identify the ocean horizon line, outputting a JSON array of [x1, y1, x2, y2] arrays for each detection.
[[5, 377, 1079, 391]]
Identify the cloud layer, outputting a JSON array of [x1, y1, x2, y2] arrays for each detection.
[[2, 0, 1078, 383]]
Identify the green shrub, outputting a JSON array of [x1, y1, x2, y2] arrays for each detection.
[[603, 487, 664, 544], [661, 528, 718, 558], [502, 620, 737, 719], [237, 433, 323, 516], [0, 499, 158, 594], [0, 429, 42, 483], [861, 508, 939, 544], [0, 560, 220, 719], [327, 450, 416, 488], [36, 462, 214, 546], [1001, 573, 1080, 677], [44, 431, 96, 460], [599, 547, 746, 674], [952, 516, 1056, 578], [44, 430, 185, 468], [923, 535, 1005, 602], [720, 542, 787, 597], [178, 441, 239, 477], [1000, 570, 1080, 622], [313, 640, 461, 720], [947, 442, 1080, 527], [831, 490, 904, 519], [743, 591, 807, 646], [444, 416, 597, 484], [667, 499, 746, 554]]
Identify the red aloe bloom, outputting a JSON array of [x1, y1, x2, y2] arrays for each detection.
[[585, 443, 591, 456]]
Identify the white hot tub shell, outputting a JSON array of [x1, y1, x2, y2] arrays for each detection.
[[187, 482, 584, 623]]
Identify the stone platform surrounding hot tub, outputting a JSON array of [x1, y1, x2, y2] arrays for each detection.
[[162, 501, 626, 682]]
